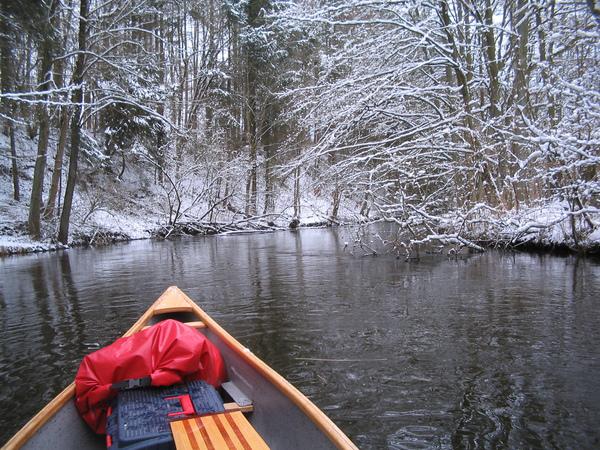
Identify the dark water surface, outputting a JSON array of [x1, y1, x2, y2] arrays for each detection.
[[1, 228, 600, 448]]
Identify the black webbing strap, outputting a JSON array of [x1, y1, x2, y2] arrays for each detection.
[[111, 376, 152, 391]]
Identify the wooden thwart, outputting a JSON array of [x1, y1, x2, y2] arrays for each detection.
[[171, 411, 269, 450], [224, 402, 254, 414], [143, 321, 206, 331]]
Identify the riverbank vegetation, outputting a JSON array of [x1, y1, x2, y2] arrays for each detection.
[[1, 0, 598, 256]]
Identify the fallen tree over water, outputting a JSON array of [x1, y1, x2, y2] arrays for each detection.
[[344, 203, 600, 259]]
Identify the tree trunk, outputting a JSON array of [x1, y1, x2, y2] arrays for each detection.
[[483, 0, 500, 120], [512, 0, 531, 114], [536, 2, 556, 126], [0, 5, 20, 201], [245, 72, 258, 216], [248, 139, 258, 216], [293, 166, 301, 218], [439, 1, 477, 153], [331, 187, 341, 222], [28, 102, 50, 238], [9, 123, 20, 201], [242, 0, 269, 217], [45, 107, 69, 219], [58, 0, 88, 244], [482, 0, 511, 208], [44, 8, 73, 219], [509, 0, 532, 206], [155, 14, 166, 185], [263, 139, 274, 215], [28, 0, 59, 239], [440, 0, 500, 207]]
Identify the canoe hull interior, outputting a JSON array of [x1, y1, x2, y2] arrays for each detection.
[[19, 310, 341, 450], [22, 401, 104, 449], [203, 326, 339, 450]]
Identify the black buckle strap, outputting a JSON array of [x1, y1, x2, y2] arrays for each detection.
[[111, 376, 152, 391]]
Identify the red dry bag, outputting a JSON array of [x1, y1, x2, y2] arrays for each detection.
[[74, 319, 226, 434]]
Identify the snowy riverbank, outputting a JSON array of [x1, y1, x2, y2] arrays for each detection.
[[0, 126, 349, 256], [1, 128, 598, 257], [0, 211, 336, 256], [2, 202, 599, 257]]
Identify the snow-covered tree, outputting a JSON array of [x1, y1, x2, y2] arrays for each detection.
[[272, 0, 599, 250]]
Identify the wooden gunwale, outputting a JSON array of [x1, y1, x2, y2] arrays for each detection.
[[2, 286, 357, 450], [1, 289, 162, 450]]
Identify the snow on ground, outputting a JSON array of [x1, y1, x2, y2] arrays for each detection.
[[0, 126, 357, 255], [582, 227, 600, 248], [493, 201, 599, 248], [0, 234, 67, 255], [89, 209, 154, 240]]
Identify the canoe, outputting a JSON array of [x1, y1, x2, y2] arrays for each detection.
[[3, 286, 358, 450]]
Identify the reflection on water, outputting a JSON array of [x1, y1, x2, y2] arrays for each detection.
[[1, 228, 600, 449]]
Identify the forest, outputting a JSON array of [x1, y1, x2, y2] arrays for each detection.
[[1, 0, 599, 254]]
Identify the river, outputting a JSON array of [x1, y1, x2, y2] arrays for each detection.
[[1, 227, 599, 448]]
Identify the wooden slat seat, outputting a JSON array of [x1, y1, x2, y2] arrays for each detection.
[[171, 411, 269, 450]]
